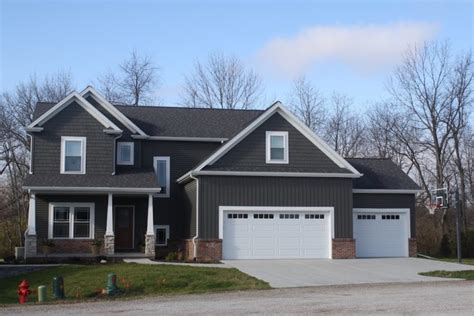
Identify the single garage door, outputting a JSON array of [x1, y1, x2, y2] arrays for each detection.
[[353, 208, 410, 258], [220, 207, 333, 259]]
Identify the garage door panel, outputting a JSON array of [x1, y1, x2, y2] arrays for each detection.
[[223, 209, 331, 259]]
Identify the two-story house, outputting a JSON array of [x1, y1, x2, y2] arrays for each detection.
[[23, 86, 420, 262]]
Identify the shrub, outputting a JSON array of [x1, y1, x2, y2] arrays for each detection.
[[439, 234, 452, 257]]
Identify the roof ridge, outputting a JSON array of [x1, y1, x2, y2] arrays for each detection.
[[345, 157, 392, 160], [114, 104, 265, 112]]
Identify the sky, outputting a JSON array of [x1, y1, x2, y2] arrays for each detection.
[[1, 0, 473, 109]]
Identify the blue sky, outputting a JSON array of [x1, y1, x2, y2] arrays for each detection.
[[1, 0, 473, 108]]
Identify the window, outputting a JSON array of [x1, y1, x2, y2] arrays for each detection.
[[49, 203, 94, 239], [154, 225, 170, 246], [357, 214, 376, 220], [153, 156, 170, 197], [279, 213, 300, 219], [227, 213, 248, 219], [117, 142, 134, 165], [305, 214, 325, 219], [61, 137, 86, 174], [253, 213, 274, 219], [266, 131, 289, 164], [382, 214, 400, 220]]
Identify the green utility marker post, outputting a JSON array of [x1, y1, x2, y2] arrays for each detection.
[[38, 285, 47, 302], [52, 276, 65, 299], [106, 273, 118, 295]]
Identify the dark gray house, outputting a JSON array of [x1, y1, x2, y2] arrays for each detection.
[[23, 86, 420, 261]]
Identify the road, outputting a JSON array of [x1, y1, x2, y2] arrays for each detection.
[[2, 281, 473, 315]]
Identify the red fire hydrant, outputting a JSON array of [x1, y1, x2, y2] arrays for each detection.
[[18, 280, 31, 304]]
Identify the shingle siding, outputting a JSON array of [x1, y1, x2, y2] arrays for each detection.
[[32, 101, 115, 175], [353, 193, 416, 237], [198, 176, 353, 239], [205, 112, 349, 173]]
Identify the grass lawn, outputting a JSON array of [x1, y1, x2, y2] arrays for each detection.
[[419, 270, 474, 280], [0, 263, 270, 305], [436, 258, 474, 265]]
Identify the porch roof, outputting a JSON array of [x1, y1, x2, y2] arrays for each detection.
[[23, 170, 161, 193]]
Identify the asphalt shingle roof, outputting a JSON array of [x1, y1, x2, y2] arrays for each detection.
[[346, 158, 420, 190], [23, 170, 159, 189]]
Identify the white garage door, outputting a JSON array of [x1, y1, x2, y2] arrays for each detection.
[[353, 209, 409, 258], [220, 207, 332, 259]]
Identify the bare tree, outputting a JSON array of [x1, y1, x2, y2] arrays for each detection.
[[288, 76, 326, 134], [324, 93, 365, 158], [181, 53, 262, 109], [0, 72, 73, 253], [98, 51, 159, 106]]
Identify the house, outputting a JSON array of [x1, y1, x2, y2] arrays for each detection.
[[23, 86, 420, 261]]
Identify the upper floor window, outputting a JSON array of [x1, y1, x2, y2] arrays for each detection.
[[153, 156, 170, 197], [117, 142, 134, 165], [266, 131, 288, 164], [61, 136, 86, 174]]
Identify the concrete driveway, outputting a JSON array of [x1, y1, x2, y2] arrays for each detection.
[[222, 258, 474, 288]]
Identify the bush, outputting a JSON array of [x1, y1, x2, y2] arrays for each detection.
[[461, 230, 474, 258], [165, 252, 178, 261], [439, 234, 452, 257]]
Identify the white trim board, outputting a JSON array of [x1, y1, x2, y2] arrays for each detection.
[[80, 86, 147, 136], [353, 189, 420, 194], [24, 186, 161, 193], [60, 136, 86, 174], [266, 131, 289, 164], [184, 102, 361, 178], [218, 206, 335, 259], [28, 91, 121, 132], [48, 202, 95, 239]]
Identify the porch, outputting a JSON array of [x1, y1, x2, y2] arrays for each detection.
[[24, 191, 158, 259]]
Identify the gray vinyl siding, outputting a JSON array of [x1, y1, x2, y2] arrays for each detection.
[[206, 112, 349, 173], [141, 140, 220, 239], [353, 193, 416, 238], [183, 180, 197, 238], [32, 101, 115, 175], [198, 176, 353, 239]]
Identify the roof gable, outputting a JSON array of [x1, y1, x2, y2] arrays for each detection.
[[27, 91, 121, 133], [180, 102, 361, 179]]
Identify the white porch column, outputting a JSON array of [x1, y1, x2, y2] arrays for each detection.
[[147, 193, 155, 235], [106, 193, 114, 236], [104, 193, 115, 255], [27, 193, 36, 235], [25, 193, 37, 258], [145, 193, 156, 257]]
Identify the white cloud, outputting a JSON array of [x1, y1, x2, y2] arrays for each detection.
[[257, 22, 439, 77]]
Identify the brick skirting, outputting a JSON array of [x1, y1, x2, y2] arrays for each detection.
[[184, 239, 222, 263], [409, 238, 417, 257], [332, 238, 356, 259], [38, 239, 98, 254]]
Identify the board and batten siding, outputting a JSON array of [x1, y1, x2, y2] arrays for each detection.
[[205, 112, 349, 173], [353, 193, 416, 238], [198, 176, 353, 239], [32, 101, 116, 175]]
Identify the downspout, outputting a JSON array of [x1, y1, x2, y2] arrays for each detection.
[[189, 173, 199, 260], [111, 133, 123, 175], [26, 133, 33, 174]]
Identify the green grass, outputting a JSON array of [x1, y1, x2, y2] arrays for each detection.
[[0, 263, 270, 305], [420, 270, 474, 280]]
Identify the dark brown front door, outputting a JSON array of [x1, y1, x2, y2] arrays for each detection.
[[114, 206, 134, 250]]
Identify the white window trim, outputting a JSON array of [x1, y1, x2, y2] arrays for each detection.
[[60, 136, 86, 174], [117, 142, 134, 165], [266, 131, 289, 164], [48, 202, 95, 239], [153, 156, 170, 198], [154, 225, 170, 246]]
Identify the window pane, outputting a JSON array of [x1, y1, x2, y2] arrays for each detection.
[[75, 207, 90, 221], [53, 223, 69, 238], [65, 156, 81, 171], [65, 140, 82, 156], [54, 207, 69, 221], [74, 223, 90, 238], [270, 148, 284, 160], [156, 228, 167, 244], [270, 135, 284, 148], [156, 159, 168, 193], [120, 145, 131, 162]]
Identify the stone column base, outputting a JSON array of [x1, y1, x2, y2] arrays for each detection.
[[409, 238, 417, 257], [25, 234, 37, 258], [184, 239, 222, 263], [104, 235, 115, 255], [145, 234, 156, 257], [332, 238, 356, 259]]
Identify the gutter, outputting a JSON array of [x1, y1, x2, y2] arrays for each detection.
[[189, 173, 199, 261]]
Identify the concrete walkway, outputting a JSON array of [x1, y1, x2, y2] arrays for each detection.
[[223, 258, 474, 288], [123, 258, 231, 268]]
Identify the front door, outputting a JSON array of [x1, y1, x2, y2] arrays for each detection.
[[114, 206, 134, 250]]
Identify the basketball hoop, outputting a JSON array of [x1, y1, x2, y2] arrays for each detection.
[[427, 204, 438, 215], [426, 187, 449, 215]]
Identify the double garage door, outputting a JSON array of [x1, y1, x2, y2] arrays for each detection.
[[353, 209, 410, 258], [221, 207, 332, 259]]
